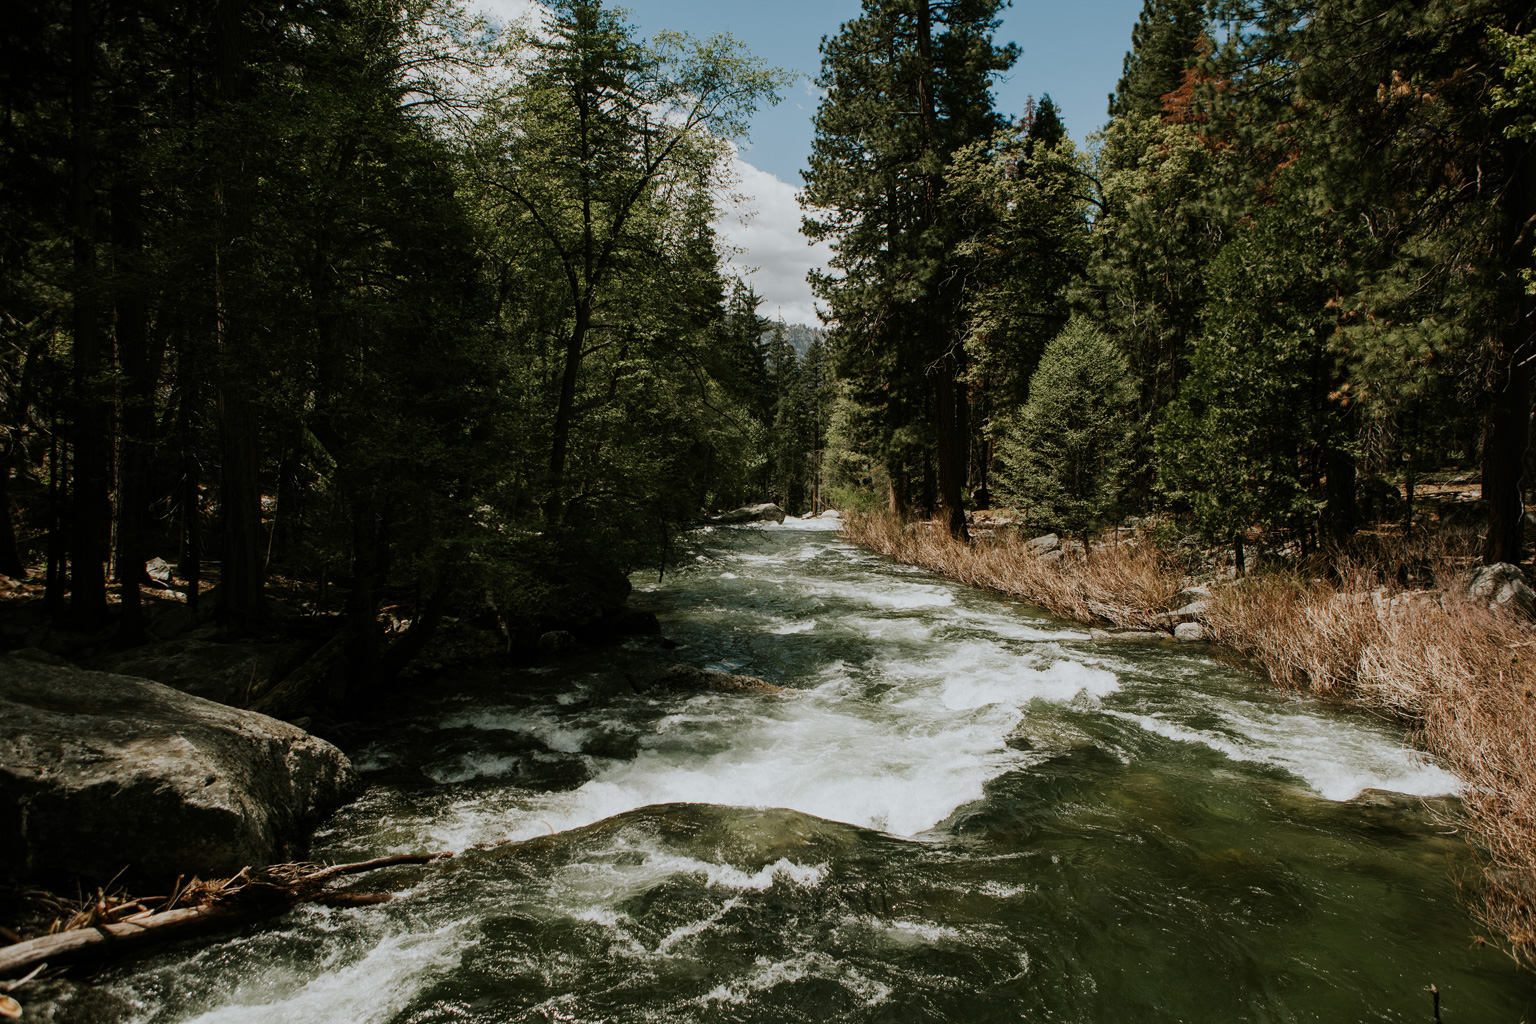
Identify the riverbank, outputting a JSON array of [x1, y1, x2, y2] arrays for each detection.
[[843, 511, 1536, 965]]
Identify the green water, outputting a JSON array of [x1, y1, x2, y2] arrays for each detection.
[[47, 519, 1533, 1021]]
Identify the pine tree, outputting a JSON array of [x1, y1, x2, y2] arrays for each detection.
[[803, 0, 1017, 537], [1108, 0, 1209, 118], [996, 318, 1137, 550]]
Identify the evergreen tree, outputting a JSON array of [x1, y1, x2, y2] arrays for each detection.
[[996, 318, 1137, 551], [803, 0, 1017, 537], [1108, 0, 1209, 118]]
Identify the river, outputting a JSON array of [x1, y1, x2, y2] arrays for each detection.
[[57, 518, 1536, 1021]]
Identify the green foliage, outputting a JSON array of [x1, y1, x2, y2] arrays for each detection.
[[996, 318, 1138, 541], [948, 122, 1091, 416], [803, 0, 1017, 526], [0, 0, 799, 668], [1108, 0, 1209, 118]]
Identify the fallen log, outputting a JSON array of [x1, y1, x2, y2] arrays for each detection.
[[0, 852, 450, 980]]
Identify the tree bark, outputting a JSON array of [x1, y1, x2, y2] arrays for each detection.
[[212, 0, 264, 628], [547, 304, 588, 527], [69, 0, 110, 627], [1482, 355, 1532, 565], [0, 460, 24, 578], [934, 354, 970, 540], [112, 150, 151, 643], [916, 0, 968, 541], [1323, 417, 1357, 548], [0, 854, 449, 980], [1483, 127, 1536, 566]]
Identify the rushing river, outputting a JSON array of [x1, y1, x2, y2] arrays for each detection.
[[55, 518, 1536, 1021]]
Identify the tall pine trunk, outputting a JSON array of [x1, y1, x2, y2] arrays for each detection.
[[212, 0, 264, 628], [69, 0, 110, 626], [1482, 131, 1536, 566], [112, 157, 151, 642], [917, 1, 968, 541]]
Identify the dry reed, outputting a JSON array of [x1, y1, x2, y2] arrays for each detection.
[[843, 513, 1181, 630], [844, 511, 1536, 964]]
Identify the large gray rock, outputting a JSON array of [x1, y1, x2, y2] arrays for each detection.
[[1167, 599, 1210, 624], [96, 637, 317, 708], [1089, 628, 1166, 643], [0, 652, 361, 887], [1469, 563, 1536, 619], [1172, 585, 1212, 607], [1174, 621, 1207, 642], [1025, 533, 1061, 555], [711, 503, 786, 525]]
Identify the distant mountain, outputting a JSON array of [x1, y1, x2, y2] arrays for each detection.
[[763, 324, 827, 357]]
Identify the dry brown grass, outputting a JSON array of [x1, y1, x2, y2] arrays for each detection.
[[843, 513, 1181, 631], [844, 511, 1536, 965]]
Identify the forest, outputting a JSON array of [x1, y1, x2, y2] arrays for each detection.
[[808, 0, 1536, 573], [4, 0, 1536, 681], [0, 0, 832, 691], [8, 0, 1536, 1009]]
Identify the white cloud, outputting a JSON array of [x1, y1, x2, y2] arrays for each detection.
[[471, 0, 541, 29], [714, 155, 833, 328]]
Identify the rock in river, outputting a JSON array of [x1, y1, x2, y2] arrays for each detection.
[[639, 664, 784, 695], [0, 652, 361, 887], [710, 503, 786, 525]]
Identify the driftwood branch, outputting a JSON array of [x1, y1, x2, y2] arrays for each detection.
[[0, 852, 450, 980]]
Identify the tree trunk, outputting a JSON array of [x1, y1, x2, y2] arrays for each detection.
[[218, 393, 263, 627], [547, 304, 588, 528], [1482, 355, 1532, 565], [211, 0, 263, 629], [344, 494, 382, 706], [0, 459, 24, 578], [69, 0, 110, 627], [1323, 432, 1357, 547], [0, 854, 448, 980], [112, 160, 151, 643], [45, 431, 67, 614], [934, 354, 970, 540], [888, 457, 911, 516], [1483, 109, 1536, 565], [177, 364, 202, 613]]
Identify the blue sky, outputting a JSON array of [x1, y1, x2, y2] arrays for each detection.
[[475, 0, 1147, 324], [610, 0, 1145, 185]]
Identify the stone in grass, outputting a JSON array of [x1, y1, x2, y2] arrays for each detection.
[[1174, 621, 1207, 642], [1025, 533, 1061, 555], [1468, 563, 1536, 619], [1168, 600, 1209, 624], [1172, 585, 1212, 608], [0, 651, 360, 888]]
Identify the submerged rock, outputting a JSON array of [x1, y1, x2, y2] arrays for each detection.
[[639, 664, 783, 695], [0, 652, 360, 887], [537, 630, 579, 656], [1089, 628, 1167, 643]]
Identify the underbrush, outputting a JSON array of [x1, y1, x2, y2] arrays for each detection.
[[844, 511, 1536, 965], [843, 514, 1181, 630]]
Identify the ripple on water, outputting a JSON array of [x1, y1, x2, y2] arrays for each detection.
[[74, 523, 1532, 1024]]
